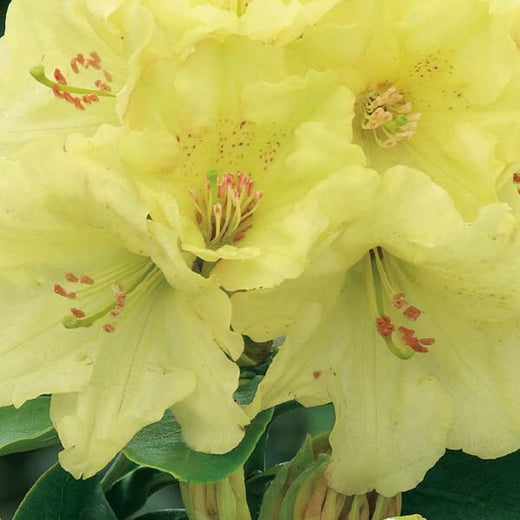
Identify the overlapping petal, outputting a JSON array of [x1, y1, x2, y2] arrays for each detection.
[[0, 0, 158, 156], [286, 0, 520, 218], [0, 141, 248, 477], [233, 167, 520, 495], [118, 37, 370, 290]]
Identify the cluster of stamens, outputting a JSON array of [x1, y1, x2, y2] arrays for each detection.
[[189, 171, 263, 249], [53, 263, 156, 333], [370, 249, 434, 358], [361, 82, 421, 148], [30, 51, 115, 111]]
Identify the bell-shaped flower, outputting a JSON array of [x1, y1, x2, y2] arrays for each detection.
[[0, 139, 249, 478], [83, 35, 372, 291], [232, 166, 520, 496], [0, 0, 155, 155], [286, 0, 520, 218], [0, 0, 341, 158]]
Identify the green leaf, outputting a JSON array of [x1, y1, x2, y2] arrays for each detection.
[[106, 466, 176, 519], [124, 409, 273, 483], [13, 463, 117, 520], [0, 396, 59, 456], [402, 449, 520, 520], [132, 511, 188, 520]]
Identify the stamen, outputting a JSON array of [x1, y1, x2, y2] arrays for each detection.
[[369, 248, 434, 358], [80, 275, 95, 285], [30, 50, 115, 111], [54, 284, 77, 300], [65, 272, 79, 282], [55, 261, 158, 333], [360, 82, 420, 148], [190, 170, 263, 248]]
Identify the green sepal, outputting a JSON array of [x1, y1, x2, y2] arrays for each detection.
[[124, 409, 273, 483], [258, 435, 316, 520], [13, 463, 117, 520], [279, 454, 330, 520], [105, 466, 177, 520], [0, 396, 59, 456]]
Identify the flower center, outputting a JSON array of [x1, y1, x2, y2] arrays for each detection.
[[360, 82, 421, 148], [368, 248, 434, 359], [53, 259, 160, 333], [30, 50, 115, 111], [189, 170, 263, 249]]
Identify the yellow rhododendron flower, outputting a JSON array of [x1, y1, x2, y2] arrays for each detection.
[[1, 0, 339, 156], [286, 0, 520, 218], [0, 0, 147, 155], [80, 36, 371, 291], [0, 140, 250, 478], [232, 167, 520, 496]]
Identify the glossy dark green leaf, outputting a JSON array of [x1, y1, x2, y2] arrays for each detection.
[[125, 409, 273, 483], [0, 396, 59, 456], [132, 511, 188, 520], [14, 463, 117, 520], [106, 466, 176, 519], [402, 449, 520, 520]]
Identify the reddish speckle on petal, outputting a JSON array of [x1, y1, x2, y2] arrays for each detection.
[[65, 272, 79, 282], [313, 371, 322, 379]]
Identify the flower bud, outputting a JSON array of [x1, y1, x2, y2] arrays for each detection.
[[180, 467, 251, 520], [259, 434, 415, 520]]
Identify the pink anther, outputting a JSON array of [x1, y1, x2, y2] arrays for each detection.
[[54, 68, 67, 85], [403, 305, 421, 321], [398, 326, 429, 353], [65, 272, 79, 282], [54, 284, 77, 299], [70, 308, 86, 318], [392, 292, 407, 309], [80, 275, 95, 285], [52, 85, 65, 98], [94, 80, 111, 91], [376, 315, 395, 337]]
